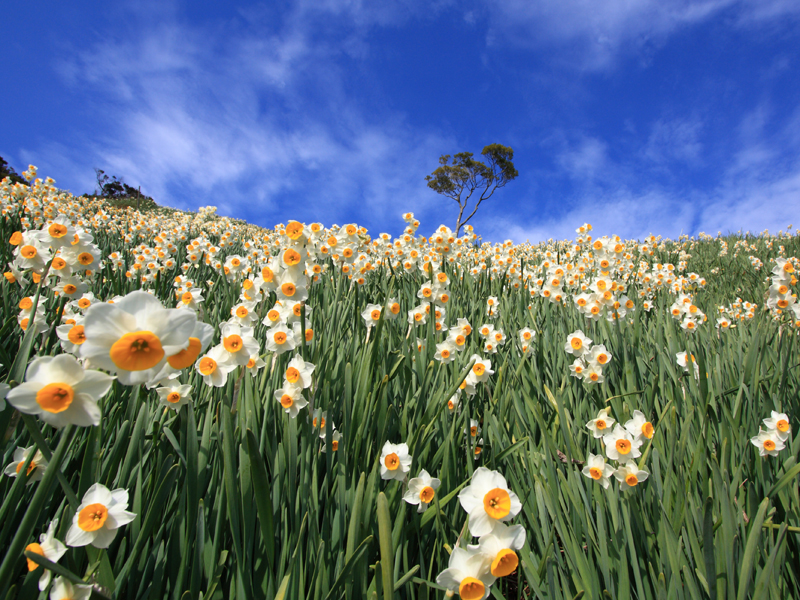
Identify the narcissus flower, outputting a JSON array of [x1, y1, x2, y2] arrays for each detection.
[[49, 576, 92, 600], [751, 428, 786, 457], [581, 453, 615, 489], [458, 467, 522, 536], [66, 483, 136, 549], [436, 547, 496, 600], [196, 345, 237, 387], [586, 410, 615, 439], [564, 330, 592, 356], [25, 519, 67, 590], [156, 382, 192, 410], [469, 522, 526, 578], [274, 383, 308, 418], [614, 461, 649, 490], [380, 441, 412, 481], [361, 303, 383, 328], [762, 411, 791, 441], [284, 353, 315, 389], [265, 323, 297, 354], [6, 355, 113, 428], [4, 445, 48, 483], [468, 355, 494, 383], [219, 322, 260, 366], [80, 291, 197, 385], [403, 469, 441, 512], [602, 424, 642, 461], [624, 410, 654, 440]]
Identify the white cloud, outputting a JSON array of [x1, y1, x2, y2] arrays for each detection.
[[644, 117, 704, 167], [49, 12, 455, 233], [484, 0, 800, 70]]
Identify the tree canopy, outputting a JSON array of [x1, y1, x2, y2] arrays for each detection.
[[425, 144, 518, 236], [0, 157, 28, 186]]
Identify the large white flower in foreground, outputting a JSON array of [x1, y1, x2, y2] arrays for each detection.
[[80, 291, 196, 385], [66, 483, 136, 549], [6, 355, 113, 428], [458, 467, 522, 537]]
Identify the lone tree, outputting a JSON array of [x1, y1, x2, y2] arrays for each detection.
[[425, 143, 518, 236]]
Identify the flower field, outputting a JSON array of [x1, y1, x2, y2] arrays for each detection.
[[0, 167, 798, 600]]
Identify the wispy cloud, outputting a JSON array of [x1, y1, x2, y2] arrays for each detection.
[[49, 10, 455, 233], [484, 0, 800, 71], [488, 105, 800, 243]]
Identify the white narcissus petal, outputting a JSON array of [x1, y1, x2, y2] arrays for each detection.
[[83, 483, 113, 506], [111, 290, 168, 321], [89, 526, 118, 549], [65, 526, 96, 547], [74, 370, 115, 400], [468, 508, 495, 537], [5, 383, 42, 412], [30, 354, 85, 386], [82, 303, 138, 349], [66, 395, 102, 427]]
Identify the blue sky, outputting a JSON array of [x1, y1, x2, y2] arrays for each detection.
[[3, 0, 800, 243]]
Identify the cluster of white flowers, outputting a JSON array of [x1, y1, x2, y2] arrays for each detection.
[[583, 408, 653, 490], [751, 411, 792, 457], [436, 468, 525, 600], [564, 330, 612, 384]]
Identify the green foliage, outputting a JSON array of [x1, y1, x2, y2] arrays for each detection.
[[0, 201, 799, 599], [426, 144, 519, 235], [0, 157, 28, 186]]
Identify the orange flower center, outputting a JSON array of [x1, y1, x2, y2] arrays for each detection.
[[473, 364, 485, 376], [642, 422, 654, 438], [371, 309, 381, 321], [491, 548, 519, 577], [68, 325, 86, 345], [384, 453, 400, 470], [167, 391, 182, 403], [616, 439, 632, 454], [763, 439, 776, 451], [236, 306, 249, 318], [168, 337, 202, 369], [223, 334, 244, 353], [286, 367, 301, 383], [273, 331, 287, 345], [16, 459, 37, 476], [777, 419, 789, 432], [420, 486, 435, 503], [36, 383, 74, 413], [589, 467, 603, 480], [78, 252, 93, 265], [21, 245, 38, 259], [110, 331, 165, 371], [49, 223, 68, 238], [280, 394, 294, 408], [199, 356, 217, 375], [571, 337, 583, 350], [78, 503, 108, 532], [625, 474, 639, 487], [459, 577, 485, 600], [25, 542, 44, 571], [483, 488, 511, 519]]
